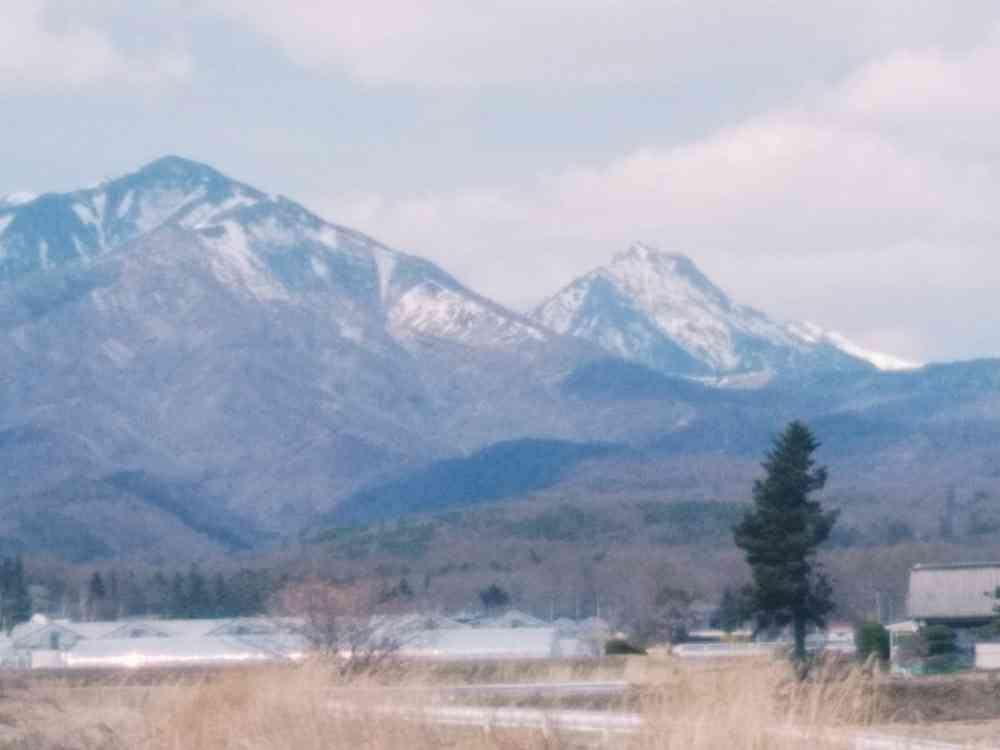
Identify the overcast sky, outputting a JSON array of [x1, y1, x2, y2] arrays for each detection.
[[2, 2, 999, 364]]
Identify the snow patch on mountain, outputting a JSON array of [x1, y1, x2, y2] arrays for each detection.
[[787, 322, 921, 371], [71, 202, 96, 225], [310, 256, 331, 281], [373, 247, 398, 304], [202, 221, 287, 302], [183, 191, 258, 229], [117, 190, 134, 218], [1, 191, 38, 207], [135, 186, 209, 234], [390, 281, 545, 347]]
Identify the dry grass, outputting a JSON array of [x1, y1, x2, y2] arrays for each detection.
[[0, 656, 910, 750]]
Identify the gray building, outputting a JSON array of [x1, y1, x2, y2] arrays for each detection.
[[908, 562, 1000, 627]]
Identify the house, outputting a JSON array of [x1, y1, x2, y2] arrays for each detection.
[[903, 562, 1000, 673], [908, 562, 1000, 628]]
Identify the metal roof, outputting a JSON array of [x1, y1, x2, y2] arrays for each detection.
[[913, 562, 1000, 571], [401, 627, 565, 659], [908, 563, 1000, 621], [64, 636, 303, 669]]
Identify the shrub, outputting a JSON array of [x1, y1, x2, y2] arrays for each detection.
[[854, 621, 890, 662], [605, 638, 647, 655], [922, 624, 958, 656]]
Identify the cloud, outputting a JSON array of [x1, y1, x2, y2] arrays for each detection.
[[0, 2, 193, 91], [213, 1, 999, 87], [318, 29, 1000, 362], [832, 25, 1000, 159]]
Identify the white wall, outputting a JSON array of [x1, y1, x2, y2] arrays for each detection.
[[975, 643, 1000, 670]]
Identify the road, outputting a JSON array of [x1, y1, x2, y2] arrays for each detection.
[[332, 681, 999, 750]]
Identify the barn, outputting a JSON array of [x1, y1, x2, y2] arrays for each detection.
[[908, 562, 1000, 628]]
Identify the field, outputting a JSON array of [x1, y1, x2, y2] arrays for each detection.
[[3, 656, 999, 749]]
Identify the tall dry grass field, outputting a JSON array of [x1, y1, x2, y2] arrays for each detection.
[[0, 657, 887, 749]]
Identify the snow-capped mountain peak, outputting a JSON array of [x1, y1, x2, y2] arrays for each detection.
[[533, 243, 902, 379], [0, 156, 553, 355]]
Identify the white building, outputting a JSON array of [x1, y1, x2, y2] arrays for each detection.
[[0, 614, 307, 670], [1, 611, 605, 669]]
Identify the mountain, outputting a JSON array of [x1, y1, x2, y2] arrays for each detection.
[[532, 243, 917, 380], [3, 157, 993, 562], [0, 157, 608, 555]]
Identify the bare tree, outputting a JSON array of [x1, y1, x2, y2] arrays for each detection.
[[272, 579, 418, 675]]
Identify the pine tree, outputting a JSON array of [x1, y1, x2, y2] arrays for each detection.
[[398, 577, 414, 599], [213, 573, 231, 617], [186, 565, 210, 617], [169, 572, 188, 618], [148, 571, 170, 616], [734, 421, 838, 662], [479, 583, 511, 613], [108, 570, 121, 620], [87, 571, 107, 620], [716, 587, 744, 634], [13, 558, 31, 626], [89, 571, 107, 600], [0, 557, 32, 633]]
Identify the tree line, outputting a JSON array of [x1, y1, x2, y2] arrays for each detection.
[[30, 565, 277, 622]]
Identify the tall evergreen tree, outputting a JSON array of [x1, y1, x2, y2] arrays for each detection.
[[148, 571, 170, 616], [213, 573, 231, 617], [169, 572, 188, 618], [734, 421, 838, 662], [0, 557, 32, 633], [88, 571, 107, 600], [186, 565, 210, 617], [108, 571, 121, 619], [87, 571, 107, 620], [716, 587, 744, 634], [479, 583, 511, 613]]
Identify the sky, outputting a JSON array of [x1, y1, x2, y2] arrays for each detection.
[[2, 1, 999, 364]]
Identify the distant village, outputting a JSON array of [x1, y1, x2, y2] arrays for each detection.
[[4, 561, 999, 673]]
